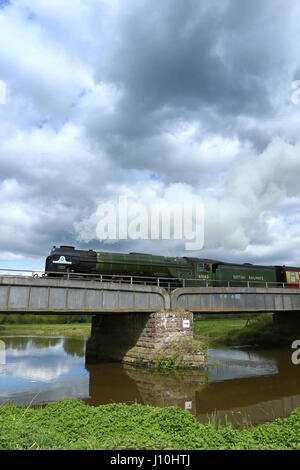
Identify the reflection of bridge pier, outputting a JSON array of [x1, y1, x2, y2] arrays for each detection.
[[85, 362, 207, 415], [124, 366, 207, 416]]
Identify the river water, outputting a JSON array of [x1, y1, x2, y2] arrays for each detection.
[[0, 335, 299, 428]]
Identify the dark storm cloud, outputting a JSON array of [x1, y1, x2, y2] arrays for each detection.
[[83, 0, 299, 185], [95, 1, 280, 128]]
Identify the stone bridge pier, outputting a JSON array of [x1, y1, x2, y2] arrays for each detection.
[[85, 310, 205, 368], [273, 311, 300, 335]]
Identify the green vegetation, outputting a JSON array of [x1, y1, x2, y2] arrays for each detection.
[[0, 398, 300, 450], [154, 338, 208, 370], [0, 314, 91, 324], [194, 314, 289, 347], [0, 314, 91, 337], [154, 352, 181, 370], [0, 323, 91, 338]]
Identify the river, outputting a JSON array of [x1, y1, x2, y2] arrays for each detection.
[[0, 335, 299, 428]]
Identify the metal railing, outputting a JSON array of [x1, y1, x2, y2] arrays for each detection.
[[0, 268, 45, 277], [0, 268, 298, 292]]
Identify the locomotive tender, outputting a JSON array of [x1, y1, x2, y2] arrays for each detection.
[[45, 245, 300, 288]]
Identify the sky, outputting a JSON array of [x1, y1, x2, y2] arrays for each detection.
[[0, 0, 300, 271]]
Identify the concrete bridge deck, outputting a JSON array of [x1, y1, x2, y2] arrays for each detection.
[[0, 276, 170, 314], [0, 275, 300, 314], [172, 286, 300, 313]]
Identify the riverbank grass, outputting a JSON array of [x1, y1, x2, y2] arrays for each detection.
[[194, 314, 287, 347], [1, 398, 300, 450], [0, 323, 91, 338]]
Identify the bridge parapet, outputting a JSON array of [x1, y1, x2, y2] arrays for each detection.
[[1, 277, 300, 314], [0, 276, 170, 314], [171, 286, 300, 313]]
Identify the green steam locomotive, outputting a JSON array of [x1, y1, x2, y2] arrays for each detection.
[[45, 245, 300, 288]]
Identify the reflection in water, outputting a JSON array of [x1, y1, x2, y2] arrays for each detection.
[[1, 335, 300, 427], [85, 364, 206, 414], [0, 336, 89, 405], [63, 338, 85, 358], [206, 348, 278, 382], [2, 336, 62, 351]]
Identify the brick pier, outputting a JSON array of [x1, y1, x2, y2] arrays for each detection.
[[273, 311, 300, 334], [85, 310, 205, 368]]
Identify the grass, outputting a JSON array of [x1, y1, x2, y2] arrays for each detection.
[[194, 317, 247, 343], [0, 323, 91, 338], [194, 314, 289, 347], [1, 398, 300, 450]]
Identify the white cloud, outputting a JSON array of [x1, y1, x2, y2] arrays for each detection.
[[73, 137, 300, 264]]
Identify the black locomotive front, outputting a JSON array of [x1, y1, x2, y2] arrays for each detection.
[[45, 246, 97, 276]]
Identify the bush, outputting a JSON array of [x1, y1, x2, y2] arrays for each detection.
[[1, 399, 300, 450]]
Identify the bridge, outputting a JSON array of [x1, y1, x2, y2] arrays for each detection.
[[1, 273, 300, 314], [0, 275, 170, 314], [1, 271, 300, 367]]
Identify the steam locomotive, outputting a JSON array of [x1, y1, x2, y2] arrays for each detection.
[[45, 245, 300, 288]]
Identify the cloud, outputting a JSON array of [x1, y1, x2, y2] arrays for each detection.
[[74, 137, 300, 264], [0, 0, 300, 268]]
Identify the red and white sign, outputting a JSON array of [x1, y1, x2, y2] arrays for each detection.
[[185, 401, 193, 410], [182, 319, 191, 329]]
